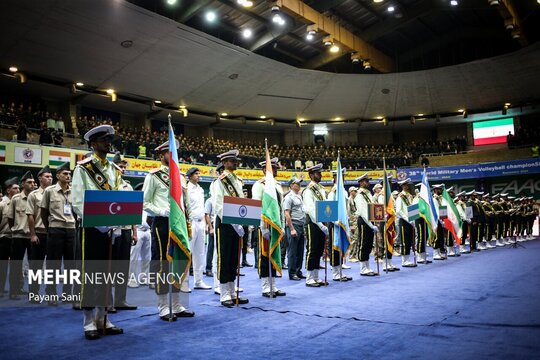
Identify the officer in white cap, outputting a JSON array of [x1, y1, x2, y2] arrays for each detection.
[[454, 191, 471, 253], [252, 157, 286, 296], [353, 173, 377, 276], [143, 139, 194, 320], [302, 163, 330, 286], [396, 178, 416, 267], [431, 184, 447, 259], [71, 124, 124, 339], [212, 150, 249, 306]]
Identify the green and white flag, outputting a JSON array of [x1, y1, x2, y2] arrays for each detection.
[[261, 145, 283, 274]]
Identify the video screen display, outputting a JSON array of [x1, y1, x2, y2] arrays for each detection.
[[472, 118, 514, 146]]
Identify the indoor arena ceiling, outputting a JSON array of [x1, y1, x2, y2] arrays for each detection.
[[0, 0, 539, 129]]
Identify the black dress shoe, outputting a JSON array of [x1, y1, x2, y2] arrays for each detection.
[[289, 275, 301, 281], [115, 301, 138, 310], [296, 273, 306, 279], [205, 271, 213, 277], [48, 300, 58, 307], [262, 292, 275, 298], [274, 290, 286, 296], [239, 273, 245, 276], [175, 310, 195, 317], [99, 326, 124, 335], [402, 264, 417, 268], [242, 261, 252, 267], [221, 300, 235, 307], [233, 297, 249, 304], [160, 314, 177, 321], [282, 264, 288, 270], [85, 330, 100, 340], [317, 280, 329, 286], [107, 306, 117, 314], [306, 282, 320, 288]]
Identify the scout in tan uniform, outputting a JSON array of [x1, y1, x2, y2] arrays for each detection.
[[0, 178, 19, 297], [7, 171, 35, 300], [40, 162, 76, 304], [26, 165, 53, 303]]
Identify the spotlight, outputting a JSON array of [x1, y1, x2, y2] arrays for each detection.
[[504, 19, 515, 30], [363, 61, 371, 70], [511, 30, 520, 39], [9, 66, 18, 72], [179, 105, 188, 117], [75, 82, 84, 87], [488, 0, 499, 6], [205, 11, 216, 22], [271, 6, 285, 25], [387, 6, 395, 12], [373, 0, 383, 2], [450, 0, 458, 6], [323, 36, 333, 47], [260, 115, 266, 119], [237, 0, 253, 8], [106, 89, 115, 95], [242, 28, 253, 38], [351, 53, 361, 64], [329, 44, 340, 53], [154, 100, 162, 104], [166, 0, 177, 5], [220, 112, 228, 117]]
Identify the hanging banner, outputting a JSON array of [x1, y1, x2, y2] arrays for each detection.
[[397, 158, 540, 182], [14, 146, 42, 164]]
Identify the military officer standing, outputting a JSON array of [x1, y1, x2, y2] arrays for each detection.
[[347, 187, 359, 263], [26, 166, 53, 303], [143, 140, 194, 320], [396, 178, 417, 267], [302, 164, 330, 286], [7, 171, 34, 300], [431, 184, 447, 260], [354, 173, 378, 276], [72, 125, 124, 340], [455, 191, 471, 253], [40, 162, 76, 303], [0, 178, 19, 296], [211, 150, 249, 306], [283, 177, 306, 281]]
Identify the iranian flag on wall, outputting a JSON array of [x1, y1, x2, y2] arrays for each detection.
[[473, 118, 515, 146]]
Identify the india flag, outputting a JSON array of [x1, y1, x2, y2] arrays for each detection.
[[0, 145, 5, 162], [49, 150, 71, 166], [222, 196, 262, 226], [473, 118, 514, 146]]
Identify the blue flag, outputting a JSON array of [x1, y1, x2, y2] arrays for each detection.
[[332, 158, 351, 256]]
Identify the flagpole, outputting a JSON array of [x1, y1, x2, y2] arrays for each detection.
[[264, 138, 274, 299], [167, 114, 174, 321], [337, 151, 343, 282], [383, 157, 388, 274]]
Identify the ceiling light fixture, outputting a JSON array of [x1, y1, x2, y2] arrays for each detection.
[[166, 0, 177, 5], [323, 36, 333, 47], [417, 113, 424, 117], [504, 102, 511, 107], [376, 116, 384, 120], [271, 6, 285, 26], [9, 66, 18, 72], [205, 11, 216, 22], [75, 82, 84, 87], [457, 109, 464, 113], [363, 61, 371, 70], [260, 115, 266, 119], [154, 100, 162, 104], [220, 112, 228, 117], [306, 24, 317, 41], [329, 44, 340, 53], [373, 0, 383, 3], [334, 117, 342, 121], [237, 0, 253, 8], [488, 0, 499, 6], [387, 6, 395, 12], [450, 0, 458, 6], [242, 28, 253, 38], [511, 29, 520, 39], [106, 89, 115, 95], [351, 53, 361, 64]]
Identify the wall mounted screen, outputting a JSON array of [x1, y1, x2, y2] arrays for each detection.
[[472, 118, 514, 146]]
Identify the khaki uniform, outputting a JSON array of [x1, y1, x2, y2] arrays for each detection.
[[7, 192, 31, 296], [0, 198, 12, 295]]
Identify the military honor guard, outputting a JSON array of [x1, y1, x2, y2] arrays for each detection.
[[211, 150, 249, 307], [302, 163, 331, 286], [347, 186, 359, 263], [26, 166, 53, 302], [40, 162, 76, 302], [143, 139, 194, 319], [396, 178, 417, 267], [128, 182, 152, 288], [72, 125, 124, 339], [186, 167, 212, 290], [252, 157, 287, 296], [7, 171, 35, 300], [455, 191, 471, 253], [283, 176, 306, 281], [413, 184, 431, 264], [354, 173, 378, 276], [431, 184, 447, 260]]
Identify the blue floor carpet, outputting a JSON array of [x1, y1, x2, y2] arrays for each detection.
[[1, 239, 539, 360]]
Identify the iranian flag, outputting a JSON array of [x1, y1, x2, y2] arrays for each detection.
[[167, 117, 191, 288], [473, 118, 514, 146], [49, 150, 71, 166], [0, 145, 5, 162], [442, 187, 463, 246], [261, 145, 283, 274]]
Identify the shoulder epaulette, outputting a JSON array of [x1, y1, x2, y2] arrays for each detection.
[[77, 157, 92, 165], [149, 168, 161, 174], [218, 173, 227, 180], [112, 163, 123, 172]]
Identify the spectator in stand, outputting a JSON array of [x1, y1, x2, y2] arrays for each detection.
[[39, 128, 53, 145], [55, 116, 65, 133], [421, 155, 429, 168], [15, 120, 28, 142]]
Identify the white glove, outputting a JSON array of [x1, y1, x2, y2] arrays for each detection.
[[261, 228, 270, 240], [233, 224, 245, 237], [333, 221, 340, 226], [160, 209, 170, 217], [248, 225, 255, 232], [95, 226, 110, 234], [319, 225, 329, 237], [371, 225, 380, 233]]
